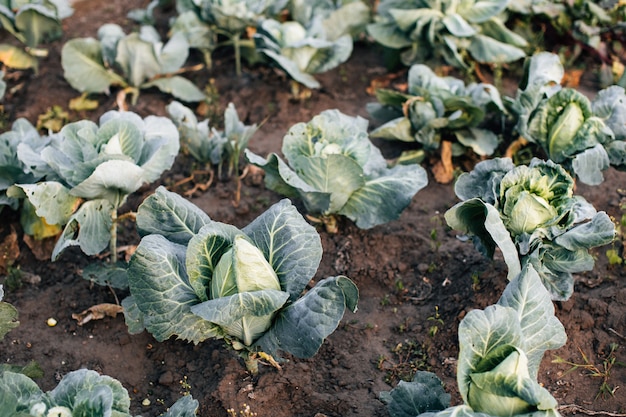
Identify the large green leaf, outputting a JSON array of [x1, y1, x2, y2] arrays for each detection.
[[467, 34, 526, 64], [340, 164, 427, 229], [445, 198, 521, 280], [115, 33, 160, 88], [454, 128, 499, 156], [254, 276, 358, 358], [190, 289, 289, 346], [571, 143, 610, 185], [366, 21, 413, 49], [52, 199, 114, 260], [143, 76, 206, 102], [243, 198, 322, 300], [70, 159, 144, 205], [260, 48, 321, 89], [62, 38, 126, 93], [245, 150, 332, 213], [379, 371, 450, 417], [458, 0, 508, 23], [128, 234, 220, 343], [136, 186, 211, 243], [497, 265, 566, 378], [17, 181, 80, 226], [293, 154, 364, 213], [15, 4, 61, 47]]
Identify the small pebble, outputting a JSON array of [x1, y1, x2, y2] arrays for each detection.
[[142, 399, 150, 406], [47, 318, 57, 327]]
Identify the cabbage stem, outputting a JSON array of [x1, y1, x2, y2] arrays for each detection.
[[110, 207, 118, 264]]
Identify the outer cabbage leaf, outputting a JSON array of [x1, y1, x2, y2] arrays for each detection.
[[51, 199, 114, 261], [15, 3, 62, 47], [0, 371, 43, 413], [379, 371, 451, 417], [243, 198, 323, 300], [61, 37, 126, 94], [127, 234, 221, 343], [254, 275, 358, 357]]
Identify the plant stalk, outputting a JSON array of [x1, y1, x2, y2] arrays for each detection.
[[233, 33, 241, 77], [110, 207, 118, 264]]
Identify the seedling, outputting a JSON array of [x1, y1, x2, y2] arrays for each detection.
[[427, 306, 444, 338]]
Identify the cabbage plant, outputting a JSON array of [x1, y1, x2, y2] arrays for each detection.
[[167, 100, 257, 178], [369, 64, 505, 182], [0, 285, 18, 340], [0, 0, 73, 70], [123, 187, 358, 372], [12, 111, 180, 264], [380, 264, 566, 417], [366, 0, 527, 68], [62, 24, 205, 106], [245, 109, 428, 232], [254, 18, 354, 90], [445, 157, 615, 300], [174, 0, 287, 75], [253, 0, 369, 90], [509, 52, 626, 185], [0, 369, 199, 416]]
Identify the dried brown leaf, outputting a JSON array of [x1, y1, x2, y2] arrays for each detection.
[[72, 303, 123, 326]]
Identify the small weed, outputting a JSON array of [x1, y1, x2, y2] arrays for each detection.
[[553, 343, 625, 400], [179, 375, 192, 396], [427, 306, 444, 338], [377, 340, 430, 384], [380, 294, 391, 306], [227, 403, 258, 417], [429, 215, 443, 251], [471, 271, 481, 291], [395, 279, 405, 292]]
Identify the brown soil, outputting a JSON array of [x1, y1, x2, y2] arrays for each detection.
[[1, 0, 626, 416]]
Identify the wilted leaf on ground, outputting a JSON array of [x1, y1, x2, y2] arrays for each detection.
[[562, 69, 584, 88], [72, 303, 123, 326], [0, 227, 19, 275], [432, 140, 454, 184]]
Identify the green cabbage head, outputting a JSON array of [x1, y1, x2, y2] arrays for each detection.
[[498, 162, 573, 237]]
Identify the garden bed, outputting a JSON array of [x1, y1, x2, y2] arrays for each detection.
[[1, 0, 625, 416]]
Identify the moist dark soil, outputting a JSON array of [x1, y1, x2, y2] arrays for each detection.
[[1, 0, 625, 416]]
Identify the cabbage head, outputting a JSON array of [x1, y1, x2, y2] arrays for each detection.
[[246, 109, 428, 231], [445, 158, 615, 300], [124, 187, 358, 371]]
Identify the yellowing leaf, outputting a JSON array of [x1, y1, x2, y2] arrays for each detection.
[[0, 44, 38, 71]]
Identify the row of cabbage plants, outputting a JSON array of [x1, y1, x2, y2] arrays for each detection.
[[2, 0, 626, 102]]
